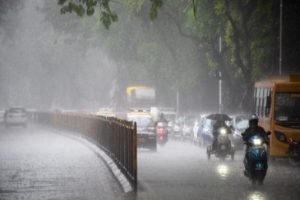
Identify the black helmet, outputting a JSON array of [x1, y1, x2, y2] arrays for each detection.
[[249, 114, 258, 126]]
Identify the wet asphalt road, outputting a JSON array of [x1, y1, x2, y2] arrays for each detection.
[[0, 125, 123, 200], [1, 125, 300, 200], [133, 139, 300, 200]]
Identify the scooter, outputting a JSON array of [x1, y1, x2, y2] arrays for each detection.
[[287, 138, 300, 166], [156, 122, 168, 146], [207, 126, 235, 160], [172, 122, 182, 140], [244, 135, 268, 185]]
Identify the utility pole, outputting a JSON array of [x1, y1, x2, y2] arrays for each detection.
[[218, 36, 223, 114], [218, 71, 222, 114], [279, 0, 283, 75], [176, 89, 179, 120]]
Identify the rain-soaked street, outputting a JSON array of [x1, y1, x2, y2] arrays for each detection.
[[0, 124, 123, 200], [135, 140, 300, 200], [1, 124, 300, 200]]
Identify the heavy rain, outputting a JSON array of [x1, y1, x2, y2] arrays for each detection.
[[1, 0, 300, 200]]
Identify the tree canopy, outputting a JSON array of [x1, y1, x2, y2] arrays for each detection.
[[53, 0, 279, 112]]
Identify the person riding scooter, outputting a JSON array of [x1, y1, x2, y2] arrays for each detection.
[[155, 113, 169, 145], [242, 114, 269, 177]]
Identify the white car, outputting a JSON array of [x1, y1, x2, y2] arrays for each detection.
[[4, 107, 28, 127]]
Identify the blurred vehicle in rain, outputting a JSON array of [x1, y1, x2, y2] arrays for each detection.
[[127, 110, 157, 151], [244, 133, 270, 185], [126, 86, 156, 110], [231, 114, 249, 150], [287, 138, 300, 166], [181, 115, 195, 142], [0, 109, 5, 124], [4, 107, 28, 128], [254, 75, 300, 159], [96, 107, 116, 117], [171, 121, 183, 140], [159, 107, 176, 135], [206, 114, 235, 160], [156, 121, 168, 146], [198, 116, 214, 146]]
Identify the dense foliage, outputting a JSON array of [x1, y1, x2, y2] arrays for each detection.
[[1, 0, 298, 112], [55, 0, 279, 111]]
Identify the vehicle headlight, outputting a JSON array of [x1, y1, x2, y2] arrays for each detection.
[[253, 138, 262, 146], [219, 127, 227, 135], [275, 131, 287, 143]]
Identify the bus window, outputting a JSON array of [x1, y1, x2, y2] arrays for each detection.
[[263, 88, 268, 117], [275, 92, 300, 122], [265, 89, 271, 117], [258, 88, 263, 117]]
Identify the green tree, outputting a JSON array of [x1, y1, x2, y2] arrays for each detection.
[[55, 0, 277, 111], [182, 0, 275, 111]]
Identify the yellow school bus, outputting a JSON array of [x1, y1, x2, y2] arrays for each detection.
[[254, 75, 300, 157]]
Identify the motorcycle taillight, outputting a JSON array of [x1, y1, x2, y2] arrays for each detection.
[[157, 128, 165, 135]]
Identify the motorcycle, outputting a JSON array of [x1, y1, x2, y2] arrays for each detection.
[[287, 138, 300, 166], [206, 126, 235, 160], [172, 122, 182, 140], [244, 135, 268, 185], [156, 121, 168, 146]]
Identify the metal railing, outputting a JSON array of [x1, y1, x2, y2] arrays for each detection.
[[32, 112, 137, 189]]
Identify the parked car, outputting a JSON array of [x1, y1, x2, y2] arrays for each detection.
[[4, 107, 28, 127], [127, 110, 157, 151]]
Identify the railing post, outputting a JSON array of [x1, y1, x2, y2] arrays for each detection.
[[133, 122, 137, 189]]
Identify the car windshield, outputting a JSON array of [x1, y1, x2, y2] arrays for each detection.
[[275, 92, 300, 122], [128, 116, 153, 128]]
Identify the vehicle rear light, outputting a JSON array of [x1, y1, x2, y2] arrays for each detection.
[[157, 128, 165, 136]]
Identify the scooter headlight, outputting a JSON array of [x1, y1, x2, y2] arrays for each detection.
[[253, 138, 262, 146], [219, 127, 227, 135]]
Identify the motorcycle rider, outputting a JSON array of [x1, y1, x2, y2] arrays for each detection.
[[212, 120, 232, 152], [242, 114, 269, 177], [155, 113, 168, 126]]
